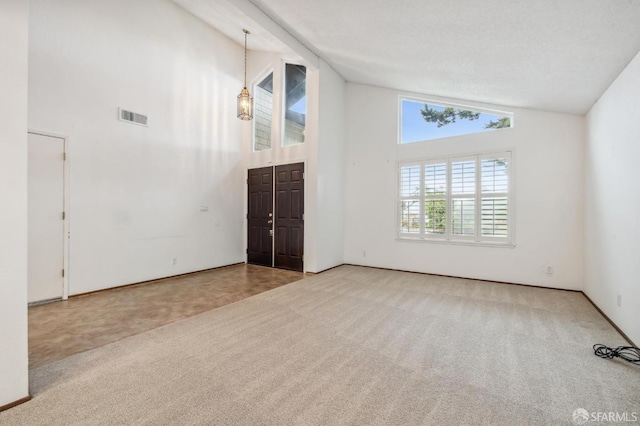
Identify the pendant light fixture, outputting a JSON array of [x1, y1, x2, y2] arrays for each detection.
[[237, 29, 253, 121]]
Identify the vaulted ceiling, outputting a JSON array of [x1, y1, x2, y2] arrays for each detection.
[[174, 0, 640, 115]]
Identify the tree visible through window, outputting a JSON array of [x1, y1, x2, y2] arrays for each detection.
[[400, 99, 513, 144], [424, 163, 446, 234]]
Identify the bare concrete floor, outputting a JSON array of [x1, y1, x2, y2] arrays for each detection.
[[28, 263, 305, 368]]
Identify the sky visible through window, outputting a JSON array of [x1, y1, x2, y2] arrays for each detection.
[[401, 99, 510, 144], [290, 95, 306, 114]]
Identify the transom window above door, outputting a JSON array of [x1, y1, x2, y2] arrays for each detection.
[[254, 71, 274, 152], [252, 63, 308, 152], [283, 64, 307, 147]]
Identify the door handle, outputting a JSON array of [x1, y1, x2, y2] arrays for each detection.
[[268, 220, 273, 224], [269, 229, 274, 237]]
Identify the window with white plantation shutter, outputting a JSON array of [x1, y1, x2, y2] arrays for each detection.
[[480, 155, 509, 239], [424, 162, 447, 236], [451, 159, 476, 238], [399, 164, 421, 235], [398, 151, 512, 245]]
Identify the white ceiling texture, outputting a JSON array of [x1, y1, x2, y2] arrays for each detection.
[[173, 0, 291, 53], [175, 0, 640, 115]]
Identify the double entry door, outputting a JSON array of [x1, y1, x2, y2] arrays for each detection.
[[247, 163, 304, 272]]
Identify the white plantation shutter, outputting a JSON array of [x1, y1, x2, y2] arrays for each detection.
[[480, 154, 510, 241], [481, 157, 508, 193], [399, 164, 421, 235], [451, 159, 476, 238], [451, 199, 476, 236], [400, 164, 421, 198], [451, 160, 476, 195], [424, 163, 447, 195], [481, 198, 508, 236], [398, 151, 512, 245], [424, 162, 447, 236]]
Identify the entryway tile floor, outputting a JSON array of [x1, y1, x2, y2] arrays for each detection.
[[28, 264, 305, 368]]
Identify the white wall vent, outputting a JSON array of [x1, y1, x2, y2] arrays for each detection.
[[118, 108, 148, 126]]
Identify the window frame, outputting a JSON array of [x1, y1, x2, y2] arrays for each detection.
[[398, 96, 514, 145], [252, 68, 275, 153], [281, 62, 307, 148], [397, 150, 514, 247]]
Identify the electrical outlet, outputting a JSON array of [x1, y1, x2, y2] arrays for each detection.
[[545, 265, 554, 275], [617, 293, 622, 307], [171, 257, 178, 265]]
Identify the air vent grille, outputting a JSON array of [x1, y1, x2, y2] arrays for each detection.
[[118, 108, 148, 126]]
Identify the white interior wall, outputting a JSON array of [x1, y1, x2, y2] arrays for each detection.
[[315, 59, 346, 272], [344, 83, 585, 289], [0, 0, 30, 407], [585, 50, 640, 345], [29, 0, 246, 294]]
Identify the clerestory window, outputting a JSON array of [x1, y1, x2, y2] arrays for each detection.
[[400, 98, 513, 144]]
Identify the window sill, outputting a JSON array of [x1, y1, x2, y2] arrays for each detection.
[[396, 237, 515, 248]]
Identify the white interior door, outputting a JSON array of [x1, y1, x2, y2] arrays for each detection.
[[28, 132, 65, 303]]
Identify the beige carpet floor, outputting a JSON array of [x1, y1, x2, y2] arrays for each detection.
[[1, 265, 639, 425]]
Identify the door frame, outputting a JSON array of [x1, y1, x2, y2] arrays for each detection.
[[245, 158, 307, 273], [28, 129, 70, 301]]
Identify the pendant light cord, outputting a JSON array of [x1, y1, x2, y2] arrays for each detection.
[[243, 29, 248, 88]]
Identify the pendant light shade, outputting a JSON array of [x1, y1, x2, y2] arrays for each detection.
[[237, 87, 253, 121], [237, 29, 253, 121]]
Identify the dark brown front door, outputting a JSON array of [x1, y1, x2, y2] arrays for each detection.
[[247, 163, 304, 272], [274, 163, 304, 271], [247, 166, 273, 267]]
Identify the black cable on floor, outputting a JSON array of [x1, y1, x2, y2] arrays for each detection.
[[593, 344, 640, 365]]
